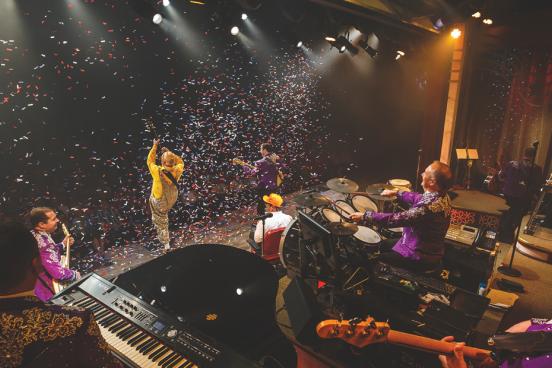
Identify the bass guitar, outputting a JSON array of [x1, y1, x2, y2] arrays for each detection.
[[232, 158, 284, 187], [52, 223, 71, 294], [316, 317, 493, 363]]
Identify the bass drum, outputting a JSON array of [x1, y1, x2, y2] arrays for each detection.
[[279, 219, 304, 276], [351, 195, 378, 213]]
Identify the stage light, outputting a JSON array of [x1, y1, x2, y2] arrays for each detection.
[[152, 13, 163, 24], [396, 50, 405, 56], [241, 13, 248, 20], [483, 18, 493, 25], [230, 26, 239, 35], [160, 285, 167, 293], [339, 45, 346, 53], [471, 11, 481, 18], [450, 28, 462, 39], [163, 0, 170, 7], [236, 288, 243, 295], [431, 17, 445, 31], [395, 54, 401, 60], [325, 36, 336, 42], [327, 35, 357, 55], [296, 41, 303, 48]]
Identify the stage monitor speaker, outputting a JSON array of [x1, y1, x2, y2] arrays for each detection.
[[283, 277, 322, 345]]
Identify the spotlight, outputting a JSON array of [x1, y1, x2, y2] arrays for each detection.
[[431, 17, 445, 31], [471, 11, 481, 18], [162, 0, 170, 7], [152, 13, 163, 24], [230, 26, 239, 35], [327, 35, 358, 55], [241, 13, 248, 20], [236, 288, 243, 296], [296, 41, 303, 48], [396, 50, 405, 56], [482, 18, 493, 25], [450, 28, 462, 39], [325, 36, 336, 42], [160, 285, 167, 293], [395, 54, 402, 60]]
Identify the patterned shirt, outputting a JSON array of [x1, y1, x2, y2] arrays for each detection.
[[31, 230, 78, 302], [362, 191, 451, 263], [0, 296, 121, 368]]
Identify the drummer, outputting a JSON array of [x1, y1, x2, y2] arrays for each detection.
[[351, 161, 453, 273]]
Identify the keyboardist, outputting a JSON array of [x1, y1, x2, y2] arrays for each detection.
[[0, 219, 122, 368]]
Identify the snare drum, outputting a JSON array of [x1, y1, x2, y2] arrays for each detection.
[[351, 195, 378, 213], [334, 200, 355, 220], [351, 226, 382, 255], [380, 227, 403, 239]]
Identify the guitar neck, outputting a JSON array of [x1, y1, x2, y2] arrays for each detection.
[[387, 330, 491, 361]]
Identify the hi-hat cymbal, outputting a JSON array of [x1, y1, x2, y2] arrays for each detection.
[[326, 178, 359, 193], [327, 222, 358, 236], [294, 192, 331, 207]]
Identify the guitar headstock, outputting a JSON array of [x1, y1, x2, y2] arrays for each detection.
[[61, 223, 70, 237], [232, 158, 245, 165], [316, 317, 390, 348]]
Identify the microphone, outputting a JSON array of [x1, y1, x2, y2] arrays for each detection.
[[255, 213, 273, 221]]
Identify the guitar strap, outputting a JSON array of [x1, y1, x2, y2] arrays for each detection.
[[162, 169, 179, 188], [37, 273, 56, 295]]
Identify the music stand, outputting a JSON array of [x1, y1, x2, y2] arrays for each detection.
[[456, 148, 479, 190]]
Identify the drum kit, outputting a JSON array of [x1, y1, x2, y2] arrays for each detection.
[[279, 177, 412, 291]]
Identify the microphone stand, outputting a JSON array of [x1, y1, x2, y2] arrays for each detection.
[[498, 142, 539, 277], [261, 217, 266, 257]]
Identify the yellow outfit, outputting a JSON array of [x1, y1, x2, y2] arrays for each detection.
[[147, 144, 184, 248]]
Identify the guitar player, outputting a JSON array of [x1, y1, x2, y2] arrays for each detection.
[[234, 142, 282, 215], [29, 207, 80, 301]]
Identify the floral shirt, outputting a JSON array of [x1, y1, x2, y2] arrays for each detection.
[[0, 296, 121, 368], [362, 191, 451, 263], [31, 230, 78, 302]]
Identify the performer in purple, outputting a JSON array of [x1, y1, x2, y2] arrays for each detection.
[[351, 161, 453, 272], [439, 319, 552, 367], [240, 143, 281, 215], [0, 219, 121, 368], [29, 207, 80, 301]]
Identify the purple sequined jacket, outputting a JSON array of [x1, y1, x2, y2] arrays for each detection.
[[32, 230, 78, 301], [363, 191, 451, 263], [243, 154, 279, 190]]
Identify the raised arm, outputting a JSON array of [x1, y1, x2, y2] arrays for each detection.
[[362, 205, 429, 228], [147, 139, 159, 176]]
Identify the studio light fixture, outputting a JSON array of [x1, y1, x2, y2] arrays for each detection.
[[395, 50, 405, 60], [325, 36, 336, 42], [152, 13, 163, 24], [162, 0, 170, 7], [482, 18, 493, 25], [241, 13, 248, 20], [471, 11, 481, 18], [296, 41, 303, 48], [450, 28, 462, 39], [231, 26, 240, 35], [327, 35, 357, 55]]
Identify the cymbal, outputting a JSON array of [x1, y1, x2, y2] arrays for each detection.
[[294, 192, 331, 207], [365, 183, 395, 195], [327, 222, 358, 236], [326, 178, 359, 193]]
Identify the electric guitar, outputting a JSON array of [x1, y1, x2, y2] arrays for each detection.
[[52, 224, 71, 294], [232, 158, 284, 187], [316, 318, 493, 363]]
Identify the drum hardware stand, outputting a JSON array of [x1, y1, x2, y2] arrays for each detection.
[[342, 265, 370, 292]]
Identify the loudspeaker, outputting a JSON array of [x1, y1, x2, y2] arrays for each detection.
[[283, 277, 322, 344]]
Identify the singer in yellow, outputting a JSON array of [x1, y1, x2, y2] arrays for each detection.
[[148, 138, 184, 250]]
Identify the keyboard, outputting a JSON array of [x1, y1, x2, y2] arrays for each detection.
[[51, 273, 257, 368]]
